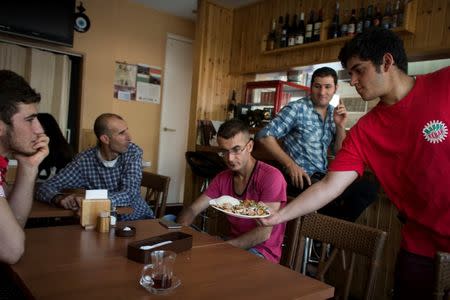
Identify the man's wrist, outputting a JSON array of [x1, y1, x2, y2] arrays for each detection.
[[51, 194, 63, 206]]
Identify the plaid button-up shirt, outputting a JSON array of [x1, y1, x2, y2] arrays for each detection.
[[257, 97, 336, 175], [36, 143, 153, 220]]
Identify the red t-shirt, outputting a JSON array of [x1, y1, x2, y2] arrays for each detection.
[[0, 155, 8, 197], [329, 67, 450, 258], [205, 161, 287, 263]]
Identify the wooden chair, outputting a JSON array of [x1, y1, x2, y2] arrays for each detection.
[[141, 171, 170, 218], [279, 216, 302, 269], [292, 213, 387, 300], [434, 251, 450, 300]]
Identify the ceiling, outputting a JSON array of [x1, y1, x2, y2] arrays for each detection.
[[132, 0, 260, 20]]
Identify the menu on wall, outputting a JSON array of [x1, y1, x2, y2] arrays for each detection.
[[114, 62, 137, 100], [113, 61, 162, 104], [136, 64, 161, 104]]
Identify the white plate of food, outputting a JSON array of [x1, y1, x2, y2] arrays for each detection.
[[209, 196, 271, 219]]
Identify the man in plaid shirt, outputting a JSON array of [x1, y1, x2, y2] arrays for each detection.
[[37, 113, 153, 221], [257, 67, 377, 222]]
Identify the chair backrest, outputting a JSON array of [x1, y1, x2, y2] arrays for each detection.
[[141, 171, 170, 218], [434, 251, 450, 300], [185, 151, 227, 179], [292, 213, 387, 300], [279, 216, 302, 269]]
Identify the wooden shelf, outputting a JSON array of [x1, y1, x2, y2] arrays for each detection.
[[262, 27, 414, 55], [262, 0, 417, 56]]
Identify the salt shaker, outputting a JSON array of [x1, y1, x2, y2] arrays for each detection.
[[110, 206, 117, 227], [97, 210, 110, 233]]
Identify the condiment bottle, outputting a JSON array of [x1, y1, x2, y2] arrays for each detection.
[[97, 210, 110, 233], [110, 206, 117, 227]]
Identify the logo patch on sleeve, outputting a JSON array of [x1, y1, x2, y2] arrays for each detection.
[[422, 120, 448, 144]]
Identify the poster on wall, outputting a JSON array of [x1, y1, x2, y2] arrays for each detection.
[[136, 64, 161, 104], [113, 62, 137, 100]]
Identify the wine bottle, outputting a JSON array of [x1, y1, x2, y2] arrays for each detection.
[[280, 14, 289, 48], [356, 7, 365, 34], [340, 9, 349, 37], [391, 0, 400, 28], [364, 5, 373, 31], [313, 9, 322, 42], [276, 16, 284, 48], [288, 14, 297, 47], [295, 12, 306, 45], [372, 4, 382, 27], [397, 0, 406, 27], [382, 1, 393, 29], [347, 9, 357, 36], [266, 19, 276, 51], [305, 10, 314, 43], [328, 2, 340, 39]]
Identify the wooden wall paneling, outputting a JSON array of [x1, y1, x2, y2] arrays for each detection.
[[409, 0, 433, 52], [233, 8, 245, 74], [202, 5, 216, 120], [445, 1, 450, 49], [185, 0, 208, 207], [428, 1, 448, 48], [231, 0, 449, 74], [184, 0, 234, 206]]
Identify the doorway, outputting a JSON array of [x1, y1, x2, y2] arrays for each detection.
[[157, 34, 193, 204]]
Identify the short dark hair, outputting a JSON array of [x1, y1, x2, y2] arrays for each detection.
[[0, 70, 41, 125], [93, 113, 124, 140], [338, 27, 408, 74], [217, 119, 249, 140], [311, 67, 338, 87]]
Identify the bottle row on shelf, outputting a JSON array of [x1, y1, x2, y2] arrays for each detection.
[[264, 0, 409, 52]]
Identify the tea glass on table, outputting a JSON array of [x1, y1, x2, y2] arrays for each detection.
[[140, 250, 181, 295]]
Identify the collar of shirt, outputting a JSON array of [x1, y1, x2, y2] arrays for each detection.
[[96, 149, 119, 168]]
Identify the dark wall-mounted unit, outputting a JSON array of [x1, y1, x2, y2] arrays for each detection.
[[0, 0, 76, 47]]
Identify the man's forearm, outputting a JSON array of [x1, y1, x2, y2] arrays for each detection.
[[276, 172, 355, 224], [228, 226, 272, 249], [8, 165, 38, 227]]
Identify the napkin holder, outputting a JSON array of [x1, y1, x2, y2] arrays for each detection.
[[127, 232, 193, 264], [80, 199, 111, 228]]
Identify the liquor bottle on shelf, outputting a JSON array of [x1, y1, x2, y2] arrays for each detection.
[[305, 10, 314, 43], [295, 12, 306, 45], [227, 90, 237, 120], [280, 14, 289, 48], [340, 9, 349, 37], [266, 19, 276, 51], [364, 5, 373, 31], [347, 9, 357, 36], [372, 4, 382, 27], [393, 0, 405, 28], [328, 1, 340, 39], [288, 14, 297, 47], [398, 0, 406, 27], [356, 7, 365, 34], [313, 9, 322, 42], [276, 16, 284, 48], [382, 1, 393, 29]]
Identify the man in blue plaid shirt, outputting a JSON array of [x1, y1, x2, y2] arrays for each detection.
[[257, 67, 377, 222], [36, 113, 153, 221]]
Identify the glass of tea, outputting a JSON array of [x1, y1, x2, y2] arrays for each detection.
[[140, 250, 181, 295]]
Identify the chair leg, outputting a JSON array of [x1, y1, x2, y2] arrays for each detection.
[[301, 237, 313, 274], [199, 178, 210, 232]]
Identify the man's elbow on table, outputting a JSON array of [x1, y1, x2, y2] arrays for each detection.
[[1, 231, 25, 264]]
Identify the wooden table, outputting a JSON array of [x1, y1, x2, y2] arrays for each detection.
[[11, 220, 334, 299], [29, 200, 133, 219]]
